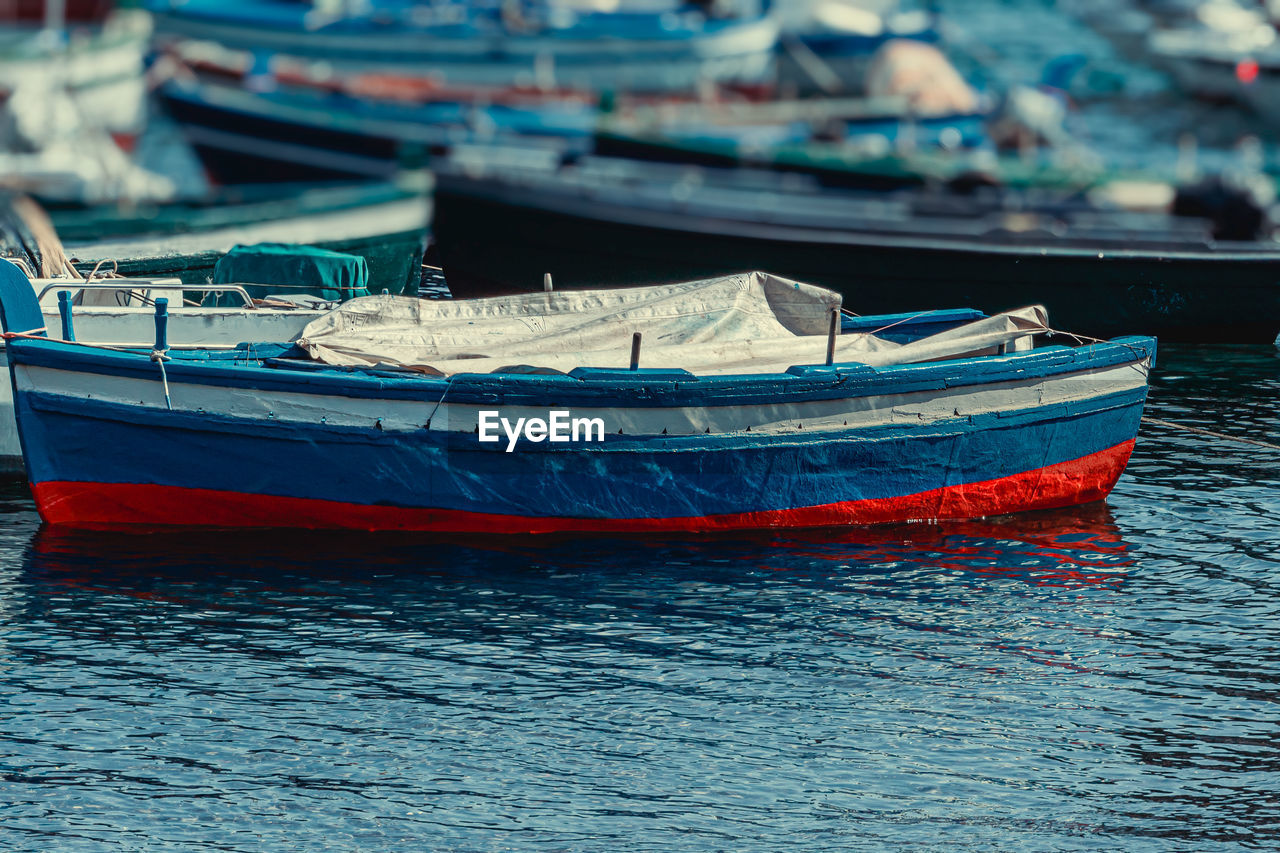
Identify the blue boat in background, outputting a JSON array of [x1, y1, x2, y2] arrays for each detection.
[[159, 73, 595, 182], [158, 66, 989, 184], [146, 0, 780, 92], [145, 0, 994, 183], [593, 96, 992, 176]]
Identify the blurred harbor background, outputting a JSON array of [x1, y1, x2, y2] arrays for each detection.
[[1, 1, 1279, 849], [6, 0, 1280, 338]]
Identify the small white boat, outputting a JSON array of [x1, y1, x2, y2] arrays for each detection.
[[1145, 2, 1275, 102], [0, 9, 151, 137], [0, 270, 330, 474]]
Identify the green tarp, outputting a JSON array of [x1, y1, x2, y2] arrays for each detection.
[[211, 243, 371, 304]]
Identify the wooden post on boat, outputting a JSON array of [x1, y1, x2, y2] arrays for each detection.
[[630, 332, 642, 371], [151, 297, 173, 411], [543, 273, 553, 292], [153, 298, 169, 353], [56, 290, 74, 342], [825, 309, 838, 366]]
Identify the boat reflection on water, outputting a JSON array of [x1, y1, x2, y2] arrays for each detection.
[[4, 497, 1187, 851], [8, 503, 1137, 702], [755, 502, 1132, 589], [20, 501, 1131, 598]]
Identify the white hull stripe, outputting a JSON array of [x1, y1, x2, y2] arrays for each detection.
[[15, 360, 1150, 437]]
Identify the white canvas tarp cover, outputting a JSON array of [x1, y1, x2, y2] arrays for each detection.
[[295, 271, 1049, 376]]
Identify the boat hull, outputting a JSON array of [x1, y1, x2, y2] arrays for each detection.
[[5, 334, 1152, 531], [30, 440, 1135, 531], [433, 179, 1280, 344], [150, 11, 778, 92], [73, 229, 427, 294], [0, 307, 325, 475], [61, 183, 432, 293], [160, 84, 421, 184], [158, 82, 577, 184]]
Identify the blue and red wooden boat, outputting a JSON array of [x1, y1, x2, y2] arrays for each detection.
[[0, 264, 1154, 532]]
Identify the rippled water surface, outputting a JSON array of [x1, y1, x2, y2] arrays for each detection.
[[1, 343, 1277, 852]]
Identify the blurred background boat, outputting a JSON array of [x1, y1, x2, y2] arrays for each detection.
[[0, 194, 385, 472], [1145, 1, 1275, 103], [3, 0, 1279, 343], [54, 178, 432, 291], [0, 3, 149, 136], [146, 0, 780, 92], [0, 2, 160, 205], [430, 144, 1280, 342], [154, 43, 600, 182]]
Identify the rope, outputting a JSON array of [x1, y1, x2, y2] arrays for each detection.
[[86, 258, 121, 280], [858, 309, 944, 338], [1044, 326, 1117, 347], [1043, 325, 1154, 376], [1142, 416, 1280, 452], [151, 351, 172, 411], [4, 330, 177, 355], [424, 375, 458, 429]]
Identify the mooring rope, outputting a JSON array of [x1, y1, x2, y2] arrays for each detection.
[[424, 375, 458, 429], [85, 258, 122, 280], [151, 351, 172, 411], [1142, 416, 1280, 452]]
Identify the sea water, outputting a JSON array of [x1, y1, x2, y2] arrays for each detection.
[[1, 343, 1276, 851]]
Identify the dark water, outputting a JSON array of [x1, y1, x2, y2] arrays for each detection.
[[1, 343, 1277, 851]]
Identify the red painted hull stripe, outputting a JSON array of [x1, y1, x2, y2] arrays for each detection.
[[30, 440, 1136, 532]]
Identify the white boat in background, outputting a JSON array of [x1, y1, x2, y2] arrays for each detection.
[[0, 196, 374, 473], [0, 269, 329, 473], [1145, 1, 1275, 102], [0, 8, 168, 206], [0, 111, 176, 208], [773, 0, 938, 95], [1147, 29, 1280, 125], [0, 8, 151, 137]]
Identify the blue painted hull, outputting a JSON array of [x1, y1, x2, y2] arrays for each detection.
[[4, 332, 1153, 531], [17, 382, 1145, 521]]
